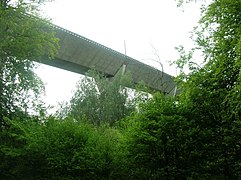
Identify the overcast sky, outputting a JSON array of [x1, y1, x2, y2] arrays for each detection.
[[35, 0, 203, 109]]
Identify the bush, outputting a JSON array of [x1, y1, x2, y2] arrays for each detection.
[[123, 93, 205, 179], [0, 117, 128, 179]]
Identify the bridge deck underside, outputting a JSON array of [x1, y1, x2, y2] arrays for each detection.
[[39, 25, 177, 95]]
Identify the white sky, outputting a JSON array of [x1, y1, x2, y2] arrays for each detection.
[[35, 0, 203, 109]]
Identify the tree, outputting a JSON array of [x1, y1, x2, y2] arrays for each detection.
[[123, 92, 212, 179], [69, 70, 137, 126], [173, 0, 241, 177], [0, 0, 59, 126]]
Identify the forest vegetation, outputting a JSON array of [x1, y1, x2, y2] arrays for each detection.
[[1, 0, 241, 179]]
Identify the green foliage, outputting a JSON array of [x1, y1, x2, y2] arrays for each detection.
[[0, 0, 59, 126], [123, 93, 198, 179], [69, 70, 137, 126], [0, 117, 129, 179], [172, 0, 241, 178]]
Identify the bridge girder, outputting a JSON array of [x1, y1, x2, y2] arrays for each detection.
[[38, 24, 177, 95]]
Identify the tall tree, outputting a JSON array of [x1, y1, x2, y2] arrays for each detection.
[[174, 0, 241, 177], [0, 0, 59, 126]]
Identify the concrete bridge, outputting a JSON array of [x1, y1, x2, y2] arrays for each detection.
[[39, 24, 177, 95]]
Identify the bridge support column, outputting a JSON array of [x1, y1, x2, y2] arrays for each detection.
[[112, 63, 127, 77]]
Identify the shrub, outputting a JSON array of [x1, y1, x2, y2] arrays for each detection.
[[0, 117, 128, 179]]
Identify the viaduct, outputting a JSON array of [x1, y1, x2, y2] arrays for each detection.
[[38, 24, 177, 95]]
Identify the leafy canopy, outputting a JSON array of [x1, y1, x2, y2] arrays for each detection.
[[0, 0, 59, 125]]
